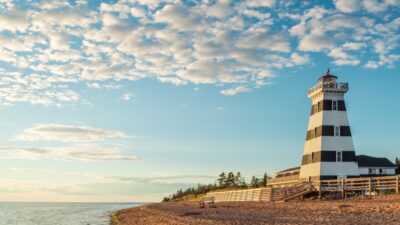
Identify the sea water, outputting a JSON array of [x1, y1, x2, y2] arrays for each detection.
[[0, 202, 143, 225]]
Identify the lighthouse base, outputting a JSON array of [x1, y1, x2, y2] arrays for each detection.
[[299, 162, 360, 180]]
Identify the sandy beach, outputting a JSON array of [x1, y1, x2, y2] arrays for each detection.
[[114, 194, 400, 225]]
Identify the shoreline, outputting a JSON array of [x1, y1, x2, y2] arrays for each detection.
[[111, 194, 400, 225]]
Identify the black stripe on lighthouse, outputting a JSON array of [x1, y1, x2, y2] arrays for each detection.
[[301, 151, 356, 165], [306, 125, 351, 141], [310, 100, 346, 115]]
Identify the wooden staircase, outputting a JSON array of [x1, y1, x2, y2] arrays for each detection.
[[272, 182, 316, 202]]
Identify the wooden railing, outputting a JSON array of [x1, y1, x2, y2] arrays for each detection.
[[267, 174, 302, 186], [206, 175, 400, 203], [318, 175, 400, 193], [206, 188, 272, 202]]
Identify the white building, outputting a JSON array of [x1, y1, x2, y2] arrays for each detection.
[[356, 155, 397, 176], [299, 70, 360, 180]]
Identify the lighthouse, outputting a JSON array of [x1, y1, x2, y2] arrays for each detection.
[[299, 70, 360, 180]]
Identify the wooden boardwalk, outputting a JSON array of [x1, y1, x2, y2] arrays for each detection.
[[205, 175, 400, 203]]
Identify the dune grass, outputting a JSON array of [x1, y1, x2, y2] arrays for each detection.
[[110, 212, 121, 225]]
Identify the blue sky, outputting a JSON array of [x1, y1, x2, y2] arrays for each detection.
[[0, 0, 399, 202]]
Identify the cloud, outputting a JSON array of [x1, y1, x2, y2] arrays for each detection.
[[14, 124, 128, 142], [220, 86, 250, 96], [333, 59, 360, 66], [0, 145, 139, 161], [334, 0, 360, 13], [244, 0, 276, 8], [0, 8, 30, 33], [121, 92, 134, 101], [298, 34, 335, 52], [362, 0, 389, 13], [154, 3, 204, 31], [343, 42, 366, 50], [291, 53, 310, 65], [108, 173, 215, 184], [0, 170, 215, 201], [0, 0, 398, 106], [237, 32, 291, 53]]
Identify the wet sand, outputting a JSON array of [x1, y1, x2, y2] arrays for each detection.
[[115, 194, 400, 225]]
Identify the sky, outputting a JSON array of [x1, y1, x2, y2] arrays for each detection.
[[0, 0, 399, 202]]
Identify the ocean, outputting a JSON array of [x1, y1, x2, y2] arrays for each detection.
[[0, 202, 143, 225]]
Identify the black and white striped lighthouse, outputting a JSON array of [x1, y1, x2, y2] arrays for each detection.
[[299, 70, 360, 180]]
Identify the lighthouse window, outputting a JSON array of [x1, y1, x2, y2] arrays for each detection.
[[332, 100, 337, 110], [340, 126, 352, 136], [322, 125, 334, 136], [336, 151, 342, 162], [323, 100, 332, 110], [342, 151, 356, 161], [338, 100, 346, 111]]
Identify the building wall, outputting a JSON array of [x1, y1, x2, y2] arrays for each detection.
[[359, 167, 396, 176]]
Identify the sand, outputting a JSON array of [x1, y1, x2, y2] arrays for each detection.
[[115, 194, 400, 225]]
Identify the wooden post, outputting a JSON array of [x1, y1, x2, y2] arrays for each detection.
[[396, 176, 399, 194], [341, 178, 345, 199], [368, 178, 372, 197], [270, 189, 273, 202], [318, 180, 322, 200]]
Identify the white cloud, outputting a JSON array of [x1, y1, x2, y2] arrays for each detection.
[[333, 59, 360, 65], [237, 32, 290, 53], [86, 83, 121, 90], [298, 34, 335, 52], [291, 53, 310, 65], [244, 0, 276, 8], [0, 145, 139, 161], [242, 9, 271, 20], [0, 0, 398, 106], [362, 0, 388, 13], [343, 42, 366, 50], [220, 86, 250, 96], [289, 22, 307, 36], [365, 61, 380, 68], [130, 7, 146, 17], [334, 0, 360, 13], [154, 3, 204, 31], [328, 48, 349, 59], [121, 92, 134, 101], [14, 124, 128, 142], [0, 8, 30, 32]]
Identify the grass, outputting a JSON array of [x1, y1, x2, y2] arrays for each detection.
[[110, 212, 121, 225], [190, 193, 206, 202]]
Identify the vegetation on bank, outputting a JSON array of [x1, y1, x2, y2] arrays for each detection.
[[110, 212, 121, 225], [162, 172, 270, 202]]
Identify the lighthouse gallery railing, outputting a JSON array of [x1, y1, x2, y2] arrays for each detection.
[[308, 82, 348, 95]]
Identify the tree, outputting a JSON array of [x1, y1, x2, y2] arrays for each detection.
[[226, 172, 235, 187], [250, 176, 260, 188], [261, 172, 268, 187], [164, 170, 271, 201], [217, 172, 227, 187], [235, 172, 246, 187]]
